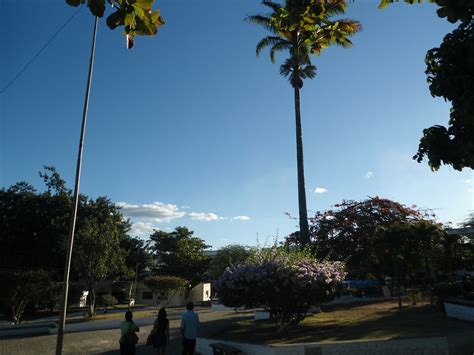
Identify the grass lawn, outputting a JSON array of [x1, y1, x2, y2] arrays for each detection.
[[214, 300, 474, 344], [113, 304, 147, 310]]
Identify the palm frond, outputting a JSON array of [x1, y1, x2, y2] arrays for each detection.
[[334, 37, 353, 48], [270, 40, 291, 63], [280, 59, 303, 88], [256, 36, 287, 57], [300, 64, 316, 79], [280, 59, 292, 77], [262, 0, 282, 13], [337, 19, 362, 35], [325, 0, 347, 16], [245, 14, 271, 26], [327, 19, 361, 49], [245, 14, 278, 34]]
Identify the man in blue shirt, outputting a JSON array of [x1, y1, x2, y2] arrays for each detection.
[[181, 301, 199, 355]]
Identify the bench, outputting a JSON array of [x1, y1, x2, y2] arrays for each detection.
[[209, 342, 243, 355]]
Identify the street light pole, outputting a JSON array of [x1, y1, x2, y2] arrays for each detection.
[[55, 16, 98, 355], [129, 263, 139, 311]]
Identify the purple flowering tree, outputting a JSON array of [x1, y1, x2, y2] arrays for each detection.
[[215, 247, 345, 332]]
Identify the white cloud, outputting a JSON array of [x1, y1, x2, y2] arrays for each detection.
[[181, 205, 191, 209], [117, 202, 185, 223], [233, 215, 250, 221], [313, 187, 328, 194], [189, 212, 224, 222], [129, 221, 157, 237], [468, 189, 474, 193], [365, 171, 373, 179], [464, 179, 472, 183]]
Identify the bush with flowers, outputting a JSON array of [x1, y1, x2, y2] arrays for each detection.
[[214, 247, 345, 331]]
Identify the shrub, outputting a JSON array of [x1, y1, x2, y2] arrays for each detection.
[[215, 247, 345, 331], [96, 294, 117, 313]]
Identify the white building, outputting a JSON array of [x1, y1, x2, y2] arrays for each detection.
[[134, 282, 211, 307]]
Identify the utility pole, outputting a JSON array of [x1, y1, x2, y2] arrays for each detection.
[[55, 16, 98, 355]]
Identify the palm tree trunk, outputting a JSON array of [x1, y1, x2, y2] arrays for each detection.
[[293, 87, 310, 245]]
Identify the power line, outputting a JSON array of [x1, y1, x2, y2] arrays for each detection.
[[0, 7, 82, 95]]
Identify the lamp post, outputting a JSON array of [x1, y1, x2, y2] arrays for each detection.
[[55, 16, 98, 355], [129, 263, 139, 311]]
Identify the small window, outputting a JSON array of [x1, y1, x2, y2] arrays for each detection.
[[142, 291, 153, 300]]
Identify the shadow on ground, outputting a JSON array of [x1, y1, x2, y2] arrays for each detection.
[[99, 311, 254, 355], [213, 302, 474, 348]]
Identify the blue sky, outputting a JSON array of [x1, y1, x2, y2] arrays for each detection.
[[1, 0, 473, 249]]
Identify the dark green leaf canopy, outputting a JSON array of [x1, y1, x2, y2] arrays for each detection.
[[414, 22, 474, 170], [65, 0, 165, 48], [150, 227, 211, 287], [377, 0, 473, 24]]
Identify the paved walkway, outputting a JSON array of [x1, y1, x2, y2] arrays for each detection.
[[0, 310, 254, 354]]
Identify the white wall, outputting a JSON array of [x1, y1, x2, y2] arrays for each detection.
[[135, 282, 211, 307]]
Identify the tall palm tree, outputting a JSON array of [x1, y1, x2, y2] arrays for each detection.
[[247, 0, 361, 245]]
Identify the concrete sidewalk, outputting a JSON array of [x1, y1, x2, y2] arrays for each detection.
[[0, 310, 254, 354], [0, 307, 214, 337], [2, 309, 472, 354]]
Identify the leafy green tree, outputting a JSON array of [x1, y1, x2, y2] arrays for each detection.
[[0, 167, 148, 319], [377, 0, 474, 170], [96, 294, 118, 313], [0, 167, 71, 275], [72, 197, 131, 317], [247, 1, 361, 244], [38, 282, 63, 312], [0, 270, 52, 324], [436, 231, 474, 277], [409, 220, 447, 282], [375, 223, 424, 310], [121, 236, 154, 274], [414, 22, 474, 171], [208, 245, 253, 280], [150, 227, 211, 287], [65, 0, 165, 48], [375, 221, 460, 307], [144, 275, 187, 306], [286, 197, 425, 279]]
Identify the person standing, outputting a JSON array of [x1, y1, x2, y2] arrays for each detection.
[[152, 308, 170, 355], [181, 302, 199, 355], [119, 311, 140, 355]]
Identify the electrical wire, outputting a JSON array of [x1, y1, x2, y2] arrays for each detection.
[[0, 6, 82, 95]]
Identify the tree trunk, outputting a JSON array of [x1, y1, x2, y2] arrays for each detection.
[[424, 255, 434, 306], [394, 259, 402, 312], [88, 289, 96, 318], [293, 87, 310, 245], [11, 297, 29, 325]]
